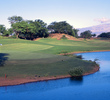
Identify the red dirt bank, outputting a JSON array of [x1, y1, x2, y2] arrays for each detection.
[[60, 50, 110, 55]]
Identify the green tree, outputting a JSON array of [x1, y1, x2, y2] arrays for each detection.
[[73, 29, 79, 37], [12, 19, 48, 39], [8, 16, 23, 25], [48, 21, 75, 36], [92, 34, 96, 37], [27, 19, 49, 38], [12, 21, 36, 39], [0, 25, 7, 35], [98, 32, 110, 38], [35, 19, 47, 28], [68, 67, 83, 77], [9, 17, 49, 39], [80, 30, 92, 39], [5, 28, 13, 36]]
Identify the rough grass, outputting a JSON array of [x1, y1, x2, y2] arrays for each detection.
[[0, 57, 95, 77], [0, 38, 110, 78]]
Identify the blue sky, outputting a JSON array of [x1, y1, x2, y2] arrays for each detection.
[[0, 0, 110, 28]]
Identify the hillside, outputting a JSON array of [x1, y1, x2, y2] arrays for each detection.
[[78, 23, 110, 36], [49, 33, 80, 41]]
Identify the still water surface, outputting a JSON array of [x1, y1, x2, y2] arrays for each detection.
[[0, 51, 110, 100]]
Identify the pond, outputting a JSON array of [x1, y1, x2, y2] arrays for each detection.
[[0, 51, 110, 100]]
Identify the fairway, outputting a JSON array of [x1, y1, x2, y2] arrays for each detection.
[[0, 38, 110, 78]]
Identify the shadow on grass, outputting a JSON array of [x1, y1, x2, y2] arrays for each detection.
[[0, 53, 9, 67]]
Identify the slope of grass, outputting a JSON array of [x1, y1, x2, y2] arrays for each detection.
[[0, 38, 110, 78]]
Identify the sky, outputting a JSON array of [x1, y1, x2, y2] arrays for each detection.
[[0, 0, 110, 29]]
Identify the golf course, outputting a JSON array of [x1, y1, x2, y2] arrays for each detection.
[[0, 35, 110, 86]]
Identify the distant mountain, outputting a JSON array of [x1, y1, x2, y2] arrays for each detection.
[[78, 23, 110, 36]]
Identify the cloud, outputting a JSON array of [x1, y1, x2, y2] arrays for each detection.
[[94, 17, 110, 23]]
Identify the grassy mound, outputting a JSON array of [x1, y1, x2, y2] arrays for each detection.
[[48, 33, 79, 40]]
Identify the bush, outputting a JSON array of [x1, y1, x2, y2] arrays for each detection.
[[68, 67, 83, 77], [76, 55, 83, 59], [11, 34, 17, 39], [61, 35, 67, 39], [93, 59, 99, 66]]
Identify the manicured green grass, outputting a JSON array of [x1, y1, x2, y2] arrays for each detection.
[[0, 38, 110, 78], [36, 38, 110, 54]]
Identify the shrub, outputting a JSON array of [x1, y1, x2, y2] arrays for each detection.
[[61, 35, 67, 39], [11, 34, 17, 39], [68, 67, 83, 77], [93, 59, 99, 66], [76, 55, 83, 59]]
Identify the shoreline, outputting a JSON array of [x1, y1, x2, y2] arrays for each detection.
[[0, 65, 99, 87], [1, 50, 108, 87], [60, 50, 110, 55]]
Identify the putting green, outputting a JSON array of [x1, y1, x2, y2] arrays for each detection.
[[1, 43, 53, 52]]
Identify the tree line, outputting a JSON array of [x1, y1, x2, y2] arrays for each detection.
[[80, 30, 96, 39], [3, 16, 109, 39], [0, 16, 79, 40], [98, 32, 110, 38]]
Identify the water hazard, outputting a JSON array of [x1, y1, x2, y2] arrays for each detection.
[[0, 51, 110, 100]]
